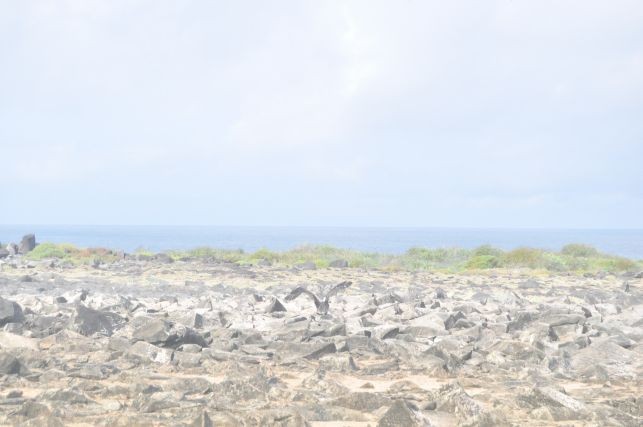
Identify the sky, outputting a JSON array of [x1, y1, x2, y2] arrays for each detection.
[[1, 1, 642, 228]]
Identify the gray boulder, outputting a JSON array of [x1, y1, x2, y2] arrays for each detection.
[[0, 352, 29, 375], [265, 298, 287, 313], [0, 248, 8, 259], [72, 304, 126, 337], [19, 234, 36, 254], [0, 297, 24, 326], [378, 400, 424, 426], [132, 318, 207, 348]]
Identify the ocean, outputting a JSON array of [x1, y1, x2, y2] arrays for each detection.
[[1, 225, 642, 259]]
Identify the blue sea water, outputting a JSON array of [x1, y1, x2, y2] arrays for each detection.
[[1, 225, 642, 259]]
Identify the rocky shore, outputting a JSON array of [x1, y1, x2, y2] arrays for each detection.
[[0, 243, 641, 426]]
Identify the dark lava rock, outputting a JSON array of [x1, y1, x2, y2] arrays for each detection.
[[378, 400, 421, 426], [435, 287, 447, 299], [265, 298, 287, 313], [304, 342, 337, 360], [0, 248, 9, 259], [132, 318, 207, 348], [0, 297, 24, 326], [0, 353, 29, 375], [520, 387, 587, 421], [444, 312, 466, 330], [73, 304, 126, 337], [19, 234, 36, 254], [506, 311, 535, 332]]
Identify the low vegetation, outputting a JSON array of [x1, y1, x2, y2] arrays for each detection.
[[24, 242, 642, 273], [25, 242, 122, 265]]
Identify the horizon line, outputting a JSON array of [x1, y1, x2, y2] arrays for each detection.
[[1, 224, 642, 231]]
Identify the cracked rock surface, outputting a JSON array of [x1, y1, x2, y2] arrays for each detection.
[[0, 257, 641, 426]]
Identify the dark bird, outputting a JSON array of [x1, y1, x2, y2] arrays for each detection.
[[285, 281, 352, 314]]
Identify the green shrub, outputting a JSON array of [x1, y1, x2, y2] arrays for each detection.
[[25, 242, 120, 265], [26, 242, 77, 259], [465, 255, 501, 269], [249, 248, 279, 263], [561, 244, 599, 257], [502, 247, 546, 268], [21, 241, 643, 274], [472, 245, 503, 257], [543, 253, 567, 272]]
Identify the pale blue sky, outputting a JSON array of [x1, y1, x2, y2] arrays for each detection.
[[1, 1, 642, 227]]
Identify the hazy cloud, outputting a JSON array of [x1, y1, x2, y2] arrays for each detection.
[[1, 0, 642, 226]]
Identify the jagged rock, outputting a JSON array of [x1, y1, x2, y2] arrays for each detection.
[[433, 382, 484, 418], [132, 317, 207, 348], [0, 249, 638, 425], [73, 304, 125, 336], [179, 311, 205, 328], [265, 298, 287, 313], [19, 234, 36, 253], [0, 297, 24, 326], [304, 342, 337, 360], [520, 387, 588, 421], [372, 325, 400, 340], [319, 353, 359, 372], [506, 311, 535, 332], [444, 312, 465, 330], [378, 400, 426, 426], [0, 352, 29, 375], [571, 339, 638, 379]]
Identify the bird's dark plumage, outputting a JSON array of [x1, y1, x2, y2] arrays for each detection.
[[285, 281, 352, 314]]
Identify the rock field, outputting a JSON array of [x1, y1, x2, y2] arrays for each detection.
[[0, 255, 641, 426]]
